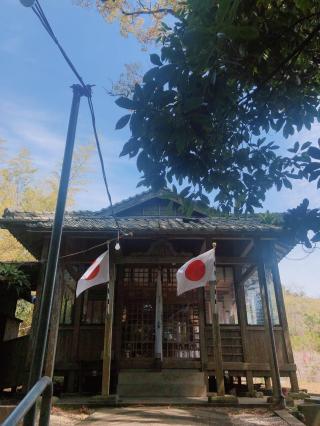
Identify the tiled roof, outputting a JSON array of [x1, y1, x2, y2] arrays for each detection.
[[95, 189, 207, 216], [0, 210, 283, 235]]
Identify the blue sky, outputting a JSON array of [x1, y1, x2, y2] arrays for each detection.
[[1, 0, 319, 296]]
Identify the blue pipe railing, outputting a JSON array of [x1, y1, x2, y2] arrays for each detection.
[[2, 376, 52, 426]]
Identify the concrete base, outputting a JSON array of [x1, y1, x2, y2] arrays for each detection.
[[298, 403, 320, 426], [117, 370, 207, 398], [207, 394, 239, 405]]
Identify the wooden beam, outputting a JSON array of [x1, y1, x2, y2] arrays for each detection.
[[240, 240, 254, 258], [256, 239, 285, 408], [268, 242, 299, 392], [115, 256, 257, 266], [101, 263, 116, 397]]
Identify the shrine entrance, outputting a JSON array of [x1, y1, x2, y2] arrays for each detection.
[[118, 265, 200, 369]]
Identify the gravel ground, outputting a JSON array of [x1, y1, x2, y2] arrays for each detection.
[[50, 407, 287, 426]]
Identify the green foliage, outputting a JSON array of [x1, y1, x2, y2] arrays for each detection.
[[285, 288, 320, 353], [114, 0, 320, 245], [283, 199, 320, 247], [0, 264, 30, 298], [258, 211, 283, 226]]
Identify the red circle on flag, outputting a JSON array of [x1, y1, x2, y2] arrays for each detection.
[[86, 265, 100, 280], [185, 259, 206, 281]]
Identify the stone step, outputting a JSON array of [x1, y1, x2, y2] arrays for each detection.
[[118, 369, 205, 385], [117, 370, 207, 397], [118, 383, 206, 397]]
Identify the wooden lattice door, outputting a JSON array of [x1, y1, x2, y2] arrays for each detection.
[[162, 267, 200, 360], [120, 267, 157, 365], [118, 265, 201, 367]]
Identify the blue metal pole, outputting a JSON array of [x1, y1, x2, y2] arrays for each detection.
[[24, 84, 88, 426]]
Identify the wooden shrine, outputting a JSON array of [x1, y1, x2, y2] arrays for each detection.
[[0, 190, 299, 400]]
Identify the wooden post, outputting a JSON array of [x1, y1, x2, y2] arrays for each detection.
[[265, 376, 272, 390], [256, 239, 285, 408], [68, 285, 82, 393], [269, 243, 299, 392], [154, 268, 163, 366], [44, 265, 63, 378], [234, 267, 254, 393], [198, 287, 208, 372], [101, 264, 116, 397], [209, 243, 225, 395]]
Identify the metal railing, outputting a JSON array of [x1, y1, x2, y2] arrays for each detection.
[[2, 376, 52, 426]]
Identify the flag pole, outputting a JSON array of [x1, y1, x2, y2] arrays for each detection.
[[209, 242, 225, 396]]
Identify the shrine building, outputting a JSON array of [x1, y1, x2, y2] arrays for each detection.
[[0, 190, 299, 400]]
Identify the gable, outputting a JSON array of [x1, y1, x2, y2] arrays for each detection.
[[96, 190, 207, 218]]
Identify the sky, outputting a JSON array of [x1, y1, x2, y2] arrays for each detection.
[[0, 0, 319, 296]]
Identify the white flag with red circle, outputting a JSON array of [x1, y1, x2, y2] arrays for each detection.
[[176, 249, 215, 296], [76, 250, 109, 298]]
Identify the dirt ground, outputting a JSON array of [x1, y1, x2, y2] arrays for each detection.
[[50, 407, 288, 426]]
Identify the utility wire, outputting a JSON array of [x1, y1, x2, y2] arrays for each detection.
[[31, 0, 121, 233], [6, 231, 133, 266]]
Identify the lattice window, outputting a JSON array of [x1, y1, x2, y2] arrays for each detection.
[[121, 267, 157, 358], [205, 266, 238, 325]]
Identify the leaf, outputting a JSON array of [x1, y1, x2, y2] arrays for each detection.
[[115, 97, 136, 110], [294, 0, 313, 12], [137, 151, 148, 172], [200, 194, 210, 205], [283, 178, 292, 189], [115, 114, 131, 130], [223, 25, 259, 41], [179, 186, 191, 198], [150, 53, 162, 66], [119, 139, 138, 157], [301, 141, 312, 151], [182, 97, 203, 113], [143, 67, 159, 83], [308, 146, 320, 160], [309, 170, 320, 182]]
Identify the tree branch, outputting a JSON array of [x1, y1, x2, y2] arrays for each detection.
[[121, 7, 177, 17]]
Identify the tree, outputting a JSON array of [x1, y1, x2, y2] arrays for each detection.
[[77, 0, 184, 44], [114, 0, 320, 246], [0, 141, 94, 261]]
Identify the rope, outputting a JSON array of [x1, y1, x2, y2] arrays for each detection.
[[31, 0, 121, 233]]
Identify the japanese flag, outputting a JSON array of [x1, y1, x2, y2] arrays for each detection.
[[76, 250, 109, 298], [176, 249, 215, 296]]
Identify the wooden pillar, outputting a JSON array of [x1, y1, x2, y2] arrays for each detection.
[[68, 285, 82, 393], [256, 239, 285, 408], [44, 265, 63, 378], [265, 376, 272, 390], [198, 240, 208, 376], [198, 287, 208, 372], [269, 243, 299, 392], [209, 278, 225, 396], [234, 267, 254, 393], [154, 268, 163, 367], [101, 264, 116, 397]]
